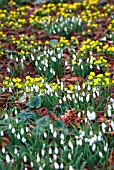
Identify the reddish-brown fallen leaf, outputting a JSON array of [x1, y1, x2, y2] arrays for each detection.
[[106, 132, 114, 136], [108, 151, 114, 168], [66, 76, 82, 83], [35, 107, 50, 117]]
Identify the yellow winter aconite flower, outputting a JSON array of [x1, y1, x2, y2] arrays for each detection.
[[105, 72, 110, 76], [88, 75, 93, 80], [97, 74, 103, 78], [90, 72, 95, 76], [5, 76, 10, 80]]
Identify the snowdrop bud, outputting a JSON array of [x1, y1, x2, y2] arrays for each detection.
[[9, 87, 12, 92], [68, 153, 72, 160], [61, 81, 64, 91], [102, 123, 106, 133], [53, 131, 57, 138], [41, 149, 45, 156], [69, 165, 74, 170], [90, 64, 93, 69], [5, 113, 8, 120], [49, 148, 52, 154], [44, 132, 47, 138], [22, 137, 26, 143], [86, 94, 90, 102], [39, 167, 43, 170], [60, 133, 64, 140], [68, 141, 73, 150], [96, 90, 99, 96], [30, 162, 34, 167], [63, 96, 66, 102], [53, 154, 57, 160], [37, 154, 40, 162], [92, 143, 96, 151], [6, 154, 10, 163], [26, 127, 28, 133], [7, 67, 10, 72], [17, 133, 20, 140], [12, 128, 15, 134], [108, 109, 111, 117], [49, 123, 53, 131], [24, 155, 27, 162], [104, 145, 108, 152], [93, 92, 96, 99], [65, 61, 68, 66], [87, 85, 91, 91], [60, 163, 64, 169], [21, 128, 24, 135], [9, 124, 12, 129], [16, 118, 18, 124], [15, 109, 18, 115], [14, 148, 18, 154], [81, 65, 83, 70], [54, 162, 59, 169], [16, 57, 18, 62], [60, 139, 64, 145], [55, 147, 58, 154], [99, 151, 103, 158]]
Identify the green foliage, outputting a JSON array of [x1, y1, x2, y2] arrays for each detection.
[[27, 96, 41, 109]]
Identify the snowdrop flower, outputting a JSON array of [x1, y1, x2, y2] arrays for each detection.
[[60, 133, 64, 140], [12, 128, 15, 134], [108, 109, 112, 117], [87, 110, 96, 120], [55, 147, 58, 154], [69, 165, 74, 170], [63, 96, 66, 102], [111, 121, 114, 130], [50, 123, 53, 131], [22, 137, 26, 143], [26, 127, 29, 133], [52, 57, 56, 62], [30, 162, 34, 167], [104, 144, 108, 152], [54, 162, 59, 169], [5, 113, 8, 120], [2, 147, 5, 153], [6, 154, 10, 163], [102, 123, 107, 133], [60, 139, 64, 145]]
